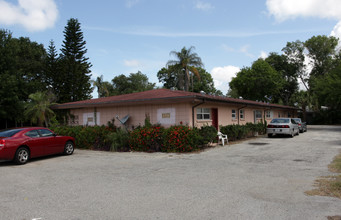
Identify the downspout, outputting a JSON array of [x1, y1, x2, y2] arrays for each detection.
[[263, 109, 268, 124], [263, 108, 271, 123], [237, 105, 247, 125], [192, 99, 205, 128], [94, 107, 97, 126]]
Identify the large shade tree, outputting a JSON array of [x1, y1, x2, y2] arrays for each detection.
[[111, 71, 155, 95], [282, 36, 339, 94], [282, 35, 340, 112], [229, 59, 284, 102], [0, 29, 46, 128], [265, 52, 299, 105], [166, 46, 203, 91]]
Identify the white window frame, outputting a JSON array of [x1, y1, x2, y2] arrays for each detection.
[[266, 110, 273, 119], [239, 109, 244, 120], [197, 108, 211, 120], [255, 110, 262, 119], [83, 112, 100, 126], [232, 109, 236, 120]]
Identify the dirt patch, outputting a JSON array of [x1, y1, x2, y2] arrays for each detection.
[[305, 176, 341, 199], [327, 216, 341, 220], [305, 150, 341, 199]]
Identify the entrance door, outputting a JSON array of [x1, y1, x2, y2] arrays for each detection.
[[211, 108, 218, 130]]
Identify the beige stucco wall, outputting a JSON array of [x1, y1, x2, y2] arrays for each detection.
[[68, 102, 297, 130], [70, 102, 192, 129], [194, 103, 297, 130]]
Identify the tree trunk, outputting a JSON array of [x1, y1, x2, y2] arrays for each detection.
[[185, 68, 189, 91]]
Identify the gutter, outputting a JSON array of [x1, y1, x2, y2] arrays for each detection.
[[192, 99, 205, 128]]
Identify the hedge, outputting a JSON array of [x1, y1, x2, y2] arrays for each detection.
[[219, 122, 267, 141], [50, 125, 115, 151], [50, 122, 266, 153]]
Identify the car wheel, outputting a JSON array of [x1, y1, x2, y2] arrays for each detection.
[[14, 147, 29, 165], [290, 130, 295, 138], [64, 141, 74, 155], [268, 134, 272, 138]]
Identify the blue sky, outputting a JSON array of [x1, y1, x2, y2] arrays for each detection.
[[1, 0, 341, 97]]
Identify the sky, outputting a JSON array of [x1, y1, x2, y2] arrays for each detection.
[[1, 0, 341, 98]]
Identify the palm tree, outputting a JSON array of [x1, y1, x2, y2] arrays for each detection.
[[167, 46, 203, 91], [24, 91, 57, 127], [92, 75, 112, 97]]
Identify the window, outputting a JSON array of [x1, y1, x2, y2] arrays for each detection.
[[0, 129, 24, 137], [71, 115, 79, 124], [239, 109, 244, 120], [255, 110, 262, 119], [266, 110, 273, 118], [83, 112, 100, 126], [232, 109, 236, 120], [197, 108, 210, 120], [39, 129, 54, 137], [271, 118, 289, 123], [25, 130, 40, 138]]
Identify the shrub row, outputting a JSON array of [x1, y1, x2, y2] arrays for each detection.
[[219, 122, 267, 141], [50, 125, 115, 151], [50, 122, 267, 153], [129, 125, 217, 153]]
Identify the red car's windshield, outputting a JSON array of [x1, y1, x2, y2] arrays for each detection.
[[0, 129, 24, 137]]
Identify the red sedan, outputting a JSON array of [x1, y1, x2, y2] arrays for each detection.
[[0, 127, 75, 165]]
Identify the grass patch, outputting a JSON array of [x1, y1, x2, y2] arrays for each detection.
[[305, 150, 341, 199], [329, 153, 341, 173]]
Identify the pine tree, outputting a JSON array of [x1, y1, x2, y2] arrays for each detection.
[[45, 40, 60, 93], [59, 18, 92, 103]]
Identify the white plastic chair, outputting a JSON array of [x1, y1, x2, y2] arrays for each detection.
[[217, 132, 228, 146]]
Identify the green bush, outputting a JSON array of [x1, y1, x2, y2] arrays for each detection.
[[162, 125, 201, 153], [107, 128, 130, 152], [199, 125, 217, 144], [220, 124, 245, 141], [220, 122, 267, 141], [50, 125, 115, 150], [51, 122, 268, 153], [129, 125, 164, 152]]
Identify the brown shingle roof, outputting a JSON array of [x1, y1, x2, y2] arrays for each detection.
[[52, 89, 298, 110]]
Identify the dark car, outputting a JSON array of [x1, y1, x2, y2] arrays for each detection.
[[0, 127, 75, 165], [293, 118, 307, 133]]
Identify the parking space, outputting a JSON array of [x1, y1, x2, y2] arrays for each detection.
[[1, 125, 341, 220]]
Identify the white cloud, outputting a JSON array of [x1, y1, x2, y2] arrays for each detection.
[[266, 0, 341, 21], [0, 0, 58, 31], [211, 65, 240, 94], [222, 44, 255, 58], [331, 21, 341, 39], [123, 59, 141, 67], [86, 25, 325, 38], [259, 51, 268, 59], [195, 1, 214, 11], [331, 21, 341, 50], [125, 0, 140, 8], [240, 45, 254, 58]]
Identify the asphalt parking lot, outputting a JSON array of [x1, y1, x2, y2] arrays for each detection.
[[1, 125, 341, 220]]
